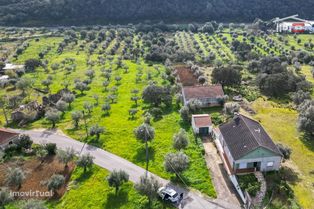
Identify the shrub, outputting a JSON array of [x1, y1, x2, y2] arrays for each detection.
[[150, 107, 163, 119], [47, 174, 65, 193], [223, 102, 240, 115], [44, 143, 57, 155], [238, 174, 261, 197], [276, 143, 291, 160]]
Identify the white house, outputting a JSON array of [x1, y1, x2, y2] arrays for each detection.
[[214, 114, 282, 174], [273, 14, 314, 33], [191, 114, 212, 136]]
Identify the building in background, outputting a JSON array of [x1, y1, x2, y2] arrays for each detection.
[[273, 14, 314, 33]]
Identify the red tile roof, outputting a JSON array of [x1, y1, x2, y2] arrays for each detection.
[[182, 85, 224, 100], [193, 114, 212, 127], [0, 128, 19, 145]]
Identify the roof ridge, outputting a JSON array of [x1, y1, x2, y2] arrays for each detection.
[[239, 114, 281, 155], [239, 115, 262, 147]]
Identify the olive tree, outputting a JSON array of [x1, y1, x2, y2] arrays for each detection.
[[74, 82, 88, 95], [47, 174, 65, 194], [135, 175, 161, 205], [134, 123, 155, 173], [16, 78, 33, 95], [297, 99, 314, 136], [0, 187, 12, 209], [45, 108, 61, 128], [36, 147, 48, 165], [102, 103, 111, 116], [6, 167, 26, 189], [75, 152, 94, 173], [107, 170, 129, 195], [56, 100, 69, 114], [89, 125, 105, 141], [71, 110, 83, 129], [164, 152, 189, 178], [62, 93, 75, 108], [173, 129, 189, 150], [57, 148, 75, 168], [83, 101, 93, 114], [22, 199, 47, 209]]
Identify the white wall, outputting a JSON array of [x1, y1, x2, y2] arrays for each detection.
[[235, 156, 282, 172]]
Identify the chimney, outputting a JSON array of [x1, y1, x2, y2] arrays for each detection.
[[233, 112, 240, 125]]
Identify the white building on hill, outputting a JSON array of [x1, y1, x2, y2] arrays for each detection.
[[273, 14, 314, 33]]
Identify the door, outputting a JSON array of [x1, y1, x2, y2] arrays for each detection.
[[253, 162, 261, 171], [199, 127, 209, 135]]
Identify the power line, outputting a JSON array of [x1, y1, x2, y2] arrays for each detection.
[[166, 159, 208, 209]]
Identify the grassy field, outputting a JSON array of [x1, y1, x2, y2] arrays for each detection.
[[1, 28, 314, 208], [50, 166, 173, 209], [1, 36, 216, 198], [251, 98, 314, 209]]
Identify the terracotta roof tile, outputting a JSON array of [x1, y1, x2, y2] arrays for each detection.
[[183, 85, 224, 100], [0, 128, 19, 145], [193, 114, 212, 127]]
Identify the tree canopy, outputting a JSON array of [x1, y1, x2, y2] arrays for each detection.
[[0, 0, 313, 26]]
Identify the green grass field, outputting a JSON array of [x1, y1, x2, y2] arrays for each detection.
[[1, 29, 314, 209], [252, 98, 314, 209], [1, 36, 216, 198]]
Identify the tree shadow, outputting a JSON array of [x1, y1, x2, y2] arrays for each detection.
[[104, 190, 129, 209], [280, 166, 301, 185], [87, 138, 103, 148], [75, 169, 94, 183], [300, 133, 314, 152], [170, 174, 191, 188], [133, 146, 155, 163]]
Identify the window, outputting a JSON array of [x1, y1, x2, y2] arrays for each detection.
[[267, 161, 274, 167]]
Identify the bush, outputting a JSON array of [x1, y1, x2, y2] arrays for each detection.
[[44, 143, 57, 155], [13, 134, 33, 151], [223, 102, 240, 115], [276, 143, 291, 160], [211, 113, 224, 125], [150, 107, 163, 119], [238, 174, 261, 197]]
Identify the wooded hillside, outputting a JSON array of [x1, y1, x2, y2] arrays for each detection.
[[0, 0, 314, 26]]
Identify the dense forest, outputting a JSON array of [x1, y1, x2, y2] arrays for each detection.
[[0, 0, 314, 26]]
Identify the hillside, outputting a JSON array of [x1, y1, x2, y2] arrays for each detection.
[[0, 0, 314, 26]]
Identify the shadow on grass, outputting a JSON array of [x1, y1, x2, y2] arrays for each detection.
[[87, 139, 104, 148], [300, 133, 314, 152], [104, 190, 129, 209], [133, 146, 155, 164], [170, 174, 191, 188], [280, 166, 301, 185], [75, 169, 94, 183]]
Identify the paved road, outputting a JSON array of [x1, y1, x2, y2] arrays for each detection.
[[13, 129, 241, 209]]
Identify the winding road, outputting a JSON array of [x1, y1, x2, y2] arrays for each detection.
[[12, 129, 240, 209]]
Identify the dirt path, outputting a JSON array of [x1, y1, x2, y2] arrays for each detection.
[[203, 139, 241, 206]]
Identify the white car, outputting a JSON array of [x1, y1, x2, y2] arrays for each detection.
[[158, 187, 181, 203]]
